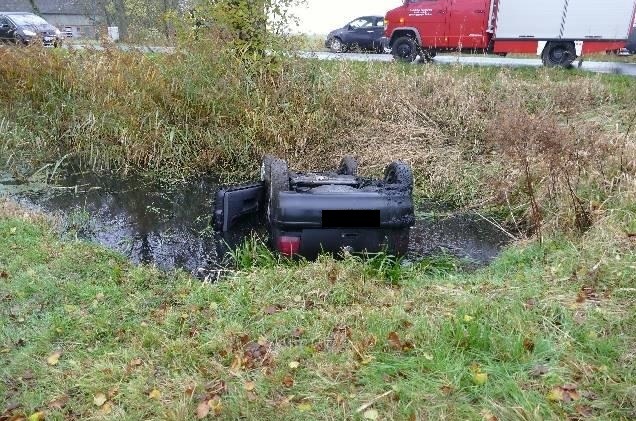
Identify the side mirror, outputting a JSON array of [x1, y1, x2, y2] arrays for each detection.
[[347, 25, 353, 31]]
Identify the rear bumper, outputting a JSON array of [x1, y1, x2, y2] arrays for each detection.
[[272, 227, 410, 259]]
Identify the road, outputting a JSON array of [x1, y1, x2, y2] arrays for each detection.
[[62, 44, 636, 77], [298, 51, 636, 77]]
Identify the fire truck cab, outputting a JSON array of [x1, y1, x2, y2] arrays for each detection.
[[385, 0, 636, 66]]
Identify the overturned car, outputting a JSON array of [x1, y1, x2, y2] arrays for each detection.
[[214, 156, 415, 259]]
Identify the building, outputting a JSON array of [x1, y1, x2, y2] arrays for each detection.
[[0, 0, 104, 38]]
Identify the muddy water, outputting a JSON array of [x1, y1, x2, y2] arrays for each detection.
[[0, 172, 512, 275]]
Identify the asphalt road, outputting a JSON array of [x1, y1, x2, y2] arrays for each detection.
[[62, 44, 636, 77], [299, 51, 636, 77]]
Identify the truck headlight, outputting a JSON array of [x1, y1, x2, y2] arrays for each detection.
[[23, 30, 36, 37]]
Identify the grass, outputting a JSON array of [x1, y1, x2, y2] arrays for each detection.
[[2, 38, 636, 420], [1, 193, 636, 420]]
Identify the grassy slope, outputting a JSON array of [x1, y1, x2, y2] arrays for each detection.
[[1, 200, 635, 420]]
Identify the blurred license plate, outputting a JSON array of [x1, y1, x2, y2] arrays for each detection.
[[44, 37, 53, 41]]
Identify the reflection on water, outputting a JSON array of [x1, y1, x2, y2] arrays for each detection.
[[1, 172, 512, 274]]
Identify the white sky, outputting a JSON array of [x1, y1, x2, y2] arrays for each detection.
[[292, 0, 398, 35]]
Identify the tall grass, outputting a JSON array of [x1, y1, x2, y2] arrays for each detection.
[[0, 44, 635, 233]]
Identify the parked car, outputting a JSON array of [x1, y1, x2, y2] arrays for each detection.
[[0, 12, 63, 47], [214, 156, 415, 259], [385, 0, 636, 66], [325, 16, 389, 53]]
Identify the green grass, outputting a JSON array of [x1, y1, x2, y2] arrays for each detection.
[[2, 200, 635, 420]]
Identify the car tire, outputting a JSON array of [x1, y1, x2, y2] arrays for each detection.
[[337, 155, 358, 176], [542, 42, 576, 68], [261, 154, 276, 183], [330, 37, 345, 53], [392, 36, 419, 63], [384, 161, 413, 193], [267, 158, 289, 226]]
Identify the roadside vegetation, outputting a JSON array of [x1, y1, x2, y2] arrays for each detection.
[[1, 14, 636, 419]]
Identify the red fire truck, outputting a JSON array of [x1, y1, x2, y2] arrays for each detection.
[[384, 0, 636, 66]]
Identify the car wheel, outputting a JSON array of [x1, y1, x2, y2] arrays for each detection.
[[267, 158, 289, 226], [384, 161, 413, 193], [542, 42, 576, 68], [330, 37, 345, 53], [392, 36, 419, 63], [260, 154, 276, 183], [337, 155, 358, 176]]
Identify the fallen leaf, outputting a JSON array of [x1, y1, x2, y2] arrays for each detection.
[[0, 271, 8, 279], [128, 358, 143, 368], [148, 389, 161, 400], [184, 383, 196, 398], [440, 385, 454, 395], [93, 393, 107, 407], [297, 402, 312, 412], [244, 381, 256, 391], [48, 395, 69, 410], [547, 385, 581, 403], [246, 391, 258, 402], [547, 387, 564, 402], [46, 351, 62, 366], [530, 364, 550, 377], [264, 306, 280, 315], [208, 397, 222, 416], [107, 387, 119, 399], [523, 338, 535, 352], [291, 328, 305, 339], [422, 353, 434, 361], [288, 361, 300, 369], [196, 401, 210, 419], [100, 402, 112, 415], [282, 375, 294, 388], [472, 372, 488, 386], [463, 315, 474, 322], [21, 369, 34, 380], [27, 412, 45, 421], [363, 409, 379, 420], [388, 332, 402, 351], [10, 227, 17, 234]]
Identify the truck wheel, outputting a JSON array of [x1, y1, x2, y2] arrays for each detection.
[[384, 161, 413, 193], [337, 155, 358, 176], [392, 37, 418, 63], [542, 42, 576, 68], [267, 158, 289, 225]]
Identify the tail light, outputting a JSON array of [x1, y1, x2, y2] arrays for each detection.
[[277, 236, 301, 257]]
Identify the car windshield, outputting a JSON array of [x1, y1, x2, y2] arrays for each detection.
[[349, 18, 373, 29], [9, 14, 48, 26]]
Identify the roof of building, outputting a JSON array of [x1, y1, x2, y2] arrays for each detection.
[[0, 0, 100, 16]]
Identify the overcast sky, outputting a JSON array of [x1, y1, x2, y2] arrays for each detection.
[[292, 0, 398, 35]]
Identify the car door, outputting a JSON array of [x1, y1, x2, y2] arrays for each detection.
[[405, 0, 449, 47], [0, 16, 15, 43], [345, 17, 376, 49], [446, 0, 491, 49], [371, 17, 386, 49]]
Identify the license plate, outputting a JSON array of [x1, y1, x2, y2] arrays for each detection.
[[44, 36, 53, 41]]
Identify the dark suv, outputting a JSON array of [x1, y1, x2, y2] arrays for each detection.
[[325, 16, 389, 53], [215, 156, 415, 259], [0, 12, 63, 47]]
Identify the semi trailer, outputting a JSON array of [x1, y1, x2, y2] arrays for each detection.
[[385, 0, 636, 66]]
